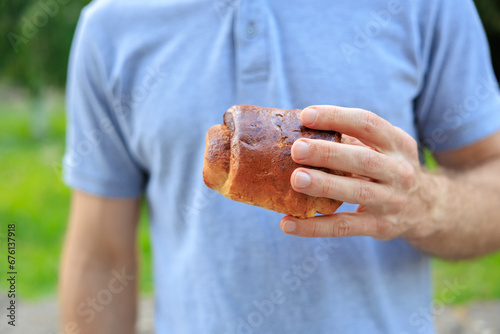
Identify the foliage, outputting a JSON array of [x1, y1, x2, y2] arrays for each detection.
[[1, 0, 90, 94], [475, 0, 500, 76], [476, 0, 500, 32]]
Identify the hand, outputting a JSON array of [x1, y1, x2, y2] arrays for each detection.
[[280, 105, 436, 240]]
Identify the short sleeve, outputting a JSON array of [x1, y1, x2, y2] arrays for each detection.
[[62, 9, 146, 198], [415, 0, 500, 152]]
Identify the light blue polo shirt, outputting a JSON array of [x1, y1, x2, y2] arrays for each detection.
[[63, 0, 500, 333]]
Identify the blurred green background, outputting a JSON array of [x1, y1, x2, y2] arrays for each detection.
[[0, 0, 499, 304]]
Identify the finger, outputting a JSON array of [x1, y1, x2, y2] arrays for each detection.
[[300, 105, 397, 152], [280, 212, 380, 238], [291, 138, 398, 182], [341, 134, 369, 148], [290, 168, 390, 206]]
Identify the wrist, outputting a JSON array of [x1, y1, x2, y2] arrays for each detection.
[[403, 168, 450, 243]]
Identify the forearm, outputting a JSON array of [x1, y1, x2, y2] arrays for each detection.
[[59, 191, 140, 334], [407, 158, 500, 260], [59, 242, 138, 334]]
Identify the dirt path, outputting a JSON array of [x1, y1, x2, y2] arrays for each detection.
[[0, 296, 499, 333]]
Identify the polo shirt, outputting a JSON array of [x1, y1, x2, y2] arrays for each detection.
[[64, 0, 500, 333]]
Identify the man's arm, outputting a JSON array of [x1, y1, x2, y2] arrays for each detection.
[[59, 190, 141, 333], [408, 131, 500, 259], [279, 105, 500, 261]]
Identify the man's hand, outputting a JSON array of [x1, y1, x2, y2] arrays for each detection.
[[280, 105, 500, 260], [280, 105, 431, 240]]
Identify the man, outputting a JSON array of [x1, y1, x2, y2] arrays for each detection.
[[59, 0, 500, 333]]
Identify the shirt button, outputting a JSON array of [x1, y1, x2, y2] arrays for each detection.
[[246, 21, 256, 38]]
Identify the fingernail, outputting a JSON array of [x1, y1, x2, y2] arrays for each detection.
[[294, 171, 311, 188], [301, 108, 318, 125], [281, 219, 297, 233], [292, 141, 309, 160]]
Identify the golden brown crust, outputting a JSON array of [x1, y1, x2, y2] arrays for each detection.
[[203, 105, 344, 218], [203, 125, 231, 191]]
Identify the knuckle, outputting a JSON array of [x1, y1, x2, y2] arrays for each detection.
[[324, 106, 341, 126], [402, 134, 418, 153], [327, 218, 349, 237], [329, 105, 343, 117], [397, 162, 417, 188], [321, 178, 336, 197], [310, 222, 319, 238], [334, 219, 350, 237], [319, 142, 337, 166], [355, 182, 375, 203], [391, 195, 408, 211], [395, 129, 418, 154], [360, 150, 382, 175], [361, 111, 380, 134]]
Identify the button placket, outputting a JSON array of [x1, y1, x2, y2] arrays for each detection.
[[245, 20, 256, 38], [235, 0, 269, 82]]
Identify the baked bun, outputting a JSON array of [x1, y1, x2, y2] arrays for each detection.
[[203, 105, 344, 218]]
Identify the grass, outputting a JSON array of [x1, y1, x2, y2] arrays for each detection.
[[0, 89, 153, 300], [433, 254, 500, 304], [0, 89, 499, 304]]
